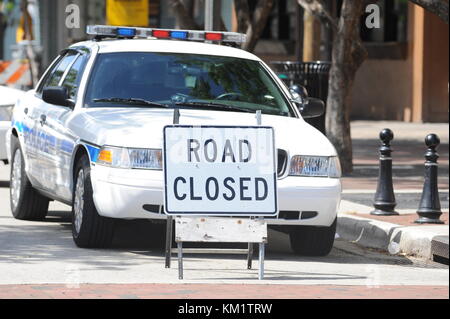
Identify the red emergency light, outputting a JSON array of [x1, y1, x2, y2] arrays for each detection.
[[205, 32, 224, 41], [152, 30, 170, 38]]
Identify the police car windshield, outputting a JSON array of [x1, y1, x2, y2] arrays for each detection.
[[84, 52, 294, 117]]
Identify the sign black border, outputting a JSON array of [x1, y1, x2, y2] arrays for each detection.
[[163, 125, 278, 216]]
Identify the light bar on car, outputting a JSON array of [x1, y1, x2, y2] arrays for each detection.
[[86, 25, 247, 43]]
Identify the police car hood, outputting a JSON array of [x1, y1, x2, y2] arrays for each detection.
[[72, 108, 336, 156]]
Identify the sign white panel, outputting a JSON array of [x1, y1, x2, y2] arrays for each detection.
[[175, 217, 268, 243], [163, 125, 277, 216]]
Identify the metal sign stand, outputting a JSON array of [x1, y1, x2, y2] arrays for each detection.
[[255, 110, 265, 280], [164, 110, 268, 280], [174, 217, 267, 280], [164, 108, 179, 269]]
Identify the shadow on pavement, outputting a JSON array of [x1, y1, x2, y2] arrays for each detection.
[[185, 269, 368, 282], [0, 210, 417, 269]]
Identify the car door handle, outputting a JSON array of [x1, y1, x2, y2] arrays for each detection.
[[40, 114, 47, 126]]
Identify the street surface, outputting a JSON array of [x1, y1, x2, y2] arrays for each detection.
[[0, 161, 448, 299]]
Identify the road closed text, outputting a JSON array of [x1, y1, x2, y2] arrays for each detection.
[[163, 126, 277, 216], [173, 176, 269, 201]]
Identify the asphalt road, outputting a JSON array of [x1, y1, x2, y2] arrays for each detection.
[[0, 162, 448, 298]]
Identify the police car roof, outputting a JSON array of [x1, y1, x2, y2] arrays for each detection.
[[73, 39, 261, 61]]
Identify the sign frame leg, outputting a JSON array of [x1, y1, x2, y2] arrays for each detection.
[[165, 216, 173, 268], [247, 243, 253, 269], [178, 241, 183, 280], [259, 242, 265, 280]]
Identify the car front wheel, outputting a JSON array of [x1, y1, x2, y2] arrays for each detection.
[[72, 154, 115, 248], [289, 218, 337, 256]]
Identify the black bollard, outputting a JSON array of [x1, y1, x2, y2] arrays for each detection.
[[371, 128, 399, 216], [415, 134, 444, 224]]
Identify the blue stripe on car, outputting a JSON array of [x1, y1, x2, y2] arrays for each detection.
[[84, 144, 100, 163], [13, 120, 23, 133]]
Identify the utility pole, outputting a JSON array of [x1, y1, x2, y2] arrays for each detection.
[[205, 0, 213, 30]]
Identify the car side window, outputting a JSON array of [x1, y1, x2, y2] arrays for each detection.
[[35, 55, 63, 94], [61, 54, 88, 101], [39, 51, 78, 93]]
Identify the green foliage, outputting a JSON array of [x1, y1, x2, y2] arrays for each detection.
[[0, 0, 15, 26], [1, 0, 15, 15]]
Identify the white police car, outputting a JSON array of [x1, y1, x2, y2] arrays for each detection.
[[7, 25, 341, 255]]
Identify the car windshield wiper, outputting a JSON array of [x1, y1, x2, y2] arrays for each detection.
[[175, 101, 254, 113], [93, 98, 170, 108]]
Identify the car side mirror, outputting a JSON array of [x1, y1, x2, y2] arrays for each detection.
[[297, 97, 325, 119], [42, 86, 74, 108], [289, 84, 308, 101]]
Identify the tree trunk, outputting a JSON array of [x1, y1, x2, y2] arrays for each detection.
[[234, 0, 251, 33], [243, 0, 274, 52], [169, 0, 200, 29], [170, 0, 228, 31], [320, 0, 334, 61], [325, 0, 368, 174], [234, 0, 274, 52]]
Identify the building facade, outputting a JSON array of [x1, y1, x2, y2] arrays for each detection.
[[350, 3, 448, 123], [1, 0, 447, 123]]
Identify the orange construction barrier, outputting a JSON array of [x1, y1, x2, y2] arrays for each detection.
[[0, 60, 32, 89]]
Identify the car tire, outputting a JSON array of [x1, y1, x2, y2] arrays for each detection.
[[72, 154, 115, 248], [289, 217, 337, 256], [10, 135, 49, 220]]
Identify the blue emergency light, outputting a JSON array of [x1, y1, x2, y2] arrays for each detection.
[[116, 27, 136, 37], [170, 31, 188, 40]]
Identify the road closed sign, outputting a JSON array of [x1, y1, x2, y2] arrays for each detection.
[[163, 125, 277, 216]]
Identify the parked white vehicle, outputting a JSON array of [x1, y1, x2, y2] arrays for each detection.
[[0, 86, 25, 163], [7, 26, 341, 255]]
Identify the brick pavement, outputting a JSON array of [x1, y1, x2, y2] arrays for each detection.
[[351, 212, 448, 226], [0, 284, 448, 299]]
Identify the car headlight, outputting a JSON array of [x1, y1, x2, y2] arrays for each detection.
[[97, 146, 162, 170], [289, 155, 341, 178], [0, 105, 14, 121]]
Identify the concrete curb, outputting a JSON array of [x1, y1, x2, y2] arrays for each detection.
[[337, 213, 449, 260]]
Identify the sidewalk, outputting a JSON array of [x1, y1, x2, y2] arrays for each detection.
[[338, 121, 449, 262]]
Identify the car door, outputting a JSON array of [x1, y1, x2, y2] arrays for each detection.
[[26, 51, 78, 192], [20, 54, 64, 188], [42, 49, 90, 200]]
